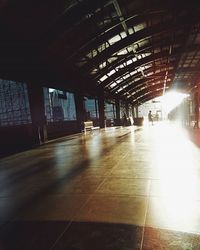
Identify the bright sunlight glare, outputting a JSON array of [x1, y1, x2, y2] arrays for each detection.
[[156, 91, 189, 117]]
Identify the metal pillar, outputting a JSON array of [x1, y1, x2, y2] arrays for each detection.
[[98, 92, 105, 128], [125, 102, 129, 117], [135, 106, 139, 118], [27, 83, 47, 144], [115, 98, 121, 126], [74, 93, 85, 132], [131, 105, 135, 118], [194, 86, 200, 128]]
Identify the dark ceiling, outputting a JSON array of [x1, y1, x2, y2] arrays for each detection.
[[0, 0, 200, 104]]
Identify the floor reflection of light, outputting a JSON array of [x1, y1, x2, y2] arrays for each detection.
[[130, 126, 136, 145], [143, 117, 149, 127], [88, 134, 102, 159], [149, 122, 200, 232], [150, 196, 200, 233]]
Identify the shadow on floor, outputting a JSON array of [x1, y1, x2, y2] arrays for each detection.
[[0, 221, 199, 250]]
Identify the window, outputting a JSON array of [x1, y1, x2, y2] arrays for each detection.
[[43, 88, 76, 122], [84, 98, 99, 120], [105, 101, 116, 119], [0, 79, 31, 126]]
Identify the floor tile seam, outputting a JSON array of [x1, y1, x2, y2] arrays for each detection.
[[69, 191, 149, 224], [57, 152, 124, 222], [12, 194, 93, 224], [101, 155, 133, 185], [93, 151, 130, 193], [67, 169, 119, 214], [49, 220, 73, 250], [95, 174, 151, 196], [140, 185, 151, 250], [49, 191, 98, 248], [84, 193, 149, 199], [102, 176, 155, 180], [60, 193, 95, 225], [92, 192, 151, 197], [68, 152, 131, 222]]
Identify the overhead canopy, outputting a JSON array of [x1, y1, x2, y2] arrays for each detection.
[[0, 0, 200, 104]]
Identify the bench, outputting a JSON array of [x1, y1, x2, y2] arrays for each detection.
[[83, 121, 100, 133]]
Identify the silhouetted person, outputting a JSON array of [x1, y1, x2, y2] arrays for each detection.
[[148, 110, 153, 125]]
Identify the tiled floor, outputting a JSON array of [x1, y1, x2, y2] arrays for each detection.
[[0, 122, 200, 249]]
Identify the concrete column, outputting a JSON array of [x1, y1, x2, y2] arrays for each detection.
[[115, 98, 121, 126], [131, 105, 135, 118], [98, 92, 105, 128], [27, 83, 47, 144], [125, 102, 129, 117], [135, 106, 139, 118], [194, 87, 200, 128], [186, 99, 190, 126], [74, 93, 85, 132]]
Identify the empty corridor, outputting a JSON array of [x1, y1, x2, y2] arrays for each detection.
[[0, 122, 200, 249]]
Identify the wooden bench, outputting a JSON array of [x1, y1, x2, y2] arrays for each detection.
[[83, 121, 100, 133]]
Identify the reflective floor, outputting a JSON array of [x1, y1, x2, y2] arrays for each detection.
[[0, 122, 200, 249]]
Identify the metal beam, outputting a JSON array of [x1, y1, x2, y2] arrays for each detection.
[[99, 49, 177, 88], [81, 13, 199, 73], [97, 44, 199, 92], [132, 89, 164, 105], [68, 11, 167, 63], [108, 66, 175, 94], [116, 72, 174, 98], [129, 81, 171, 100], [93, 35, 185, 81]]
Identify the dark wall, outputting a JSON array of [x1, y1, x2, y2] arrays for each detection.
[[0, 121, 80, 158], [47, 121, 79, 139], [0, 124, 37, 157]]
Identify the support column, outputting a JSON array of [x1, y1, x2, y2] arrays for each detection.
[[115, 98, 121, 126], [125, 102, 129, 117], [98, 92, 105, 128], [135, 106, 139, 118], [194, 86, 200, 128], [131, 105, 135, 118], [74, 92, 85, 132], [186, 99, 190, 126], [27, 83, 47, 145]]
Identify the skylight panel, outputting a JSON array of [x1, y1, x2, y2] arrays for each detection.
[[134, 22, 146, 32], [130, 70, 137, 76], [110, 82, 117, 88], [117, 49, 128, 55], [116, 78, 122, 84], [99, 75, 108, 82], [109, 35, 121, 45], [107, 69, 116, 76], [126, 59, 133, 65], [99, 62, 107, 69], [120, 31, 127, 39]]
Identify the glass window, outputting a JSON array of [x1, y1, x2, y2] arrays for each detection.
[[84, 98, 99, 120], [43, 87, 77, 122], [0, 79, 31, 126], [105, 101, 116, 119], [120, 102, 126, 118]]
